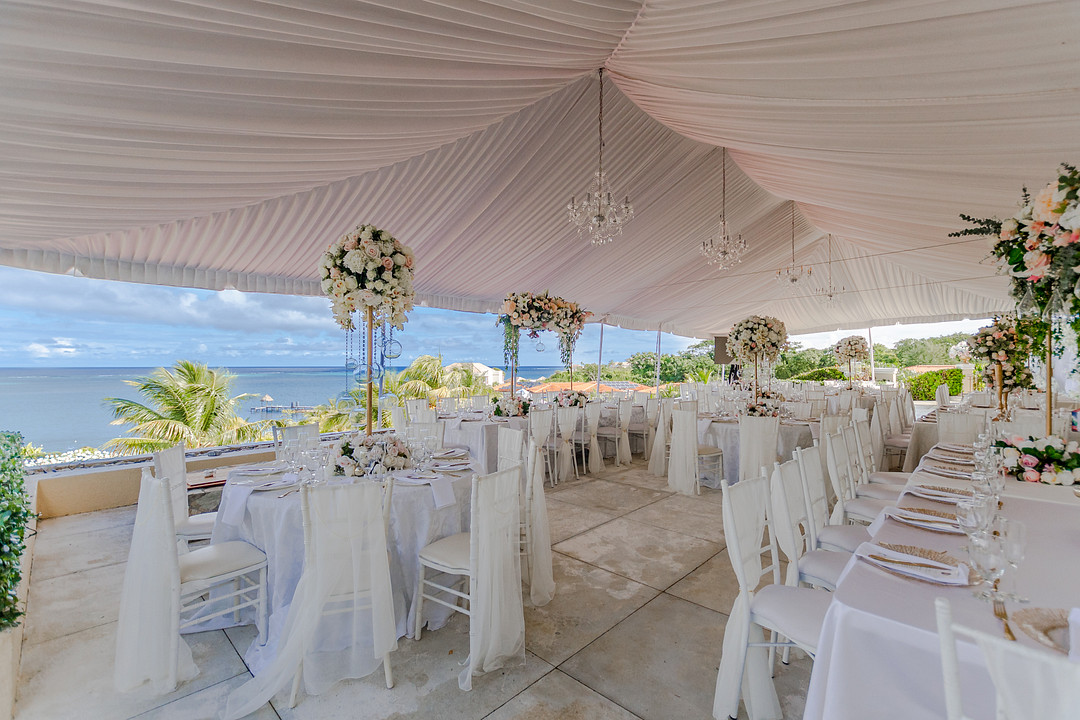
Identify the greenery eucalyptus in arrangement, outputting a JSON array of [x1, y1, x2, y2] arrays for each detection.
[[0, 432, 35, 630]]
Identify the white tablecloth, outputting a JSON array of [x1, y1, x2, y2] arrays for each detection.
[[804, 460, 1080, 719], [209, 467, 473, 674], [441, 416, 527, 473], [696, 419, 816, 488]]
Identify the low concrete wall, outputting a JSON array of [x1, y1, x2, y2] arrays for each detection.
[[32, 448, 276, 519]]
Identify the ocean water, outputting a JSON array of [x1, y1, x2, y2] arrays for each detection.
[[0, 365, 562, 451]]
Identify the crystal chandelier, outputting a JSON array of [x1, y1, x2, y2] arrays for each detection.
[[812, 234, 846, 304], [700, 148, 746, 269], [567, 68, 633, 245], [776, 202, 811, 293]]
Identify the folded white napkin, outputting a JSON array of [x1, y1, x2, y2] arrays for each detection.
[[431, 461, 472, 472], [926, 450, 975, 466], [870, 506, 962, 535], [855, 542, 969, 585], [434, 449, 467, 459], [445, 417, 464, 431], [1069, 608, 1080, 662], [916, 464, 973, 480], [221, 484, 255, 526], [697, 417, 715, 436], [937, 442, 974, 454], [905, 484, 972, 504], [429, 475, 456, 509]]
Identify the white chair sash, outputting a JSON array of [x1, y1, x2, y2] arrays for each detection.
[[667, 408, 699, 496], [584, 402, 605, 474], [648, 398, 672, 476], [738, 416, 780, 483]]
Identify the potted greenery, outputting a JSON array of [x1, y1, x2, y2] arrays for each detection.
[[0, 431, 35, 720]]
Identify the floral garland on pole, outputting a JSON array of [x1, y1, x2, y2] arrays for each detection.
[[727, 315, 788, 402], [320, 224, 416, 434], [833, 335, 869, 389], [497, 291, 591, 393], [969, 316, 1034, 415], [952, 164, 1080, 433]]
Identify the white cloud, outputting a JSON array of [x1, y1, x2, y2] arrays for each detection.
[[25, 339, 79, 358]]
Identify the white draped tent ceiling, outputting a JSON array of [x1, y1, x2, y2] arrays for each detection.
[[4, 0, 1079, 337]]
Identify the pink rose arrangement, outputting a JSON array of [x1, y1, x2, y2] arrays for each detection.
[[994, 434, 1080, 485], [498, 291, 592, 369], [319, 224, 415, 331]]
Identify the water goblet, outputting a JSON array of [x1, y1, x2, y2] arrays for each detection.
[[994, 517, 1027, 602], [956, 497, 985, 541], [968, 531, 1007, 601]]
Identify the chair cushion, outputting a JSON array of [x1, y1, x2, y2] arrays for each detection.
[[179, 540, 265, 583], [176, 511, 217, 538], [697, 445, 723, 456], [595, 427, 620, 437], [626, 422, 649, 433], [869, 471, 910, 485], [418, 532, 470, 573], [817, 524, 870, 553], [855, 483, 902, 501], [751, 585, 831, 654], [845, 496, 890, 523], [798, 549, 851, 591], [884, 435, 910, 449]]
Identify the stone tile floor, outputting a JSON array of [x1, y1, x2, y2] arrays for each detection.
[[16, 458, 811, 720]]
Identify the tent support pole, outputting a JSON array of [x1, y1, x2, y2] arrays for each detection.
[[596, 322, 605, 396]]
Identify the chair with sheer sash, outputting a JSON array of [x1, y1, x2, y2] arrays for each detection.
[[543, 405, 578, 485], [469, 394, 488, 410], [837, 390, 858, 414], [405, 398, 430, 421], [769, 459, 849, 591], [782, 402, 812, 421], [937, 411, 981, 445], [794, 443, 870, 553], [116, 469, 267, 696], [881, 396, 911, 468], [153, 443, 216, 549], [851, 406, 869, 424], [412, 466, 526, 690], [738, 415, 779, 483], [648, 397, 674, 477], [935, 597, 1080, 720], [526, 406, 555, 487], [500, 427, 553, 606], [405, 421, 445, 450], [823, 430, 889, 525], [596, 397, 633, 466], [667, 408, 722, 495], [388, 404, 406, 431], [222, 479, 396, 716], [273, 423, 319, 457], [573, 401, 605, 475], [713, 471, 833, 720], [627, 395, 656, 459]]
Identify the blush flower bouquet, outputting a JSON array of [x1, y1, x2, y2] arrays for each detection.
[[994, 434, 1080, 485], [498, 291, 591, 368], [319, 224, 415, 331], [331, 432, 412, 477]]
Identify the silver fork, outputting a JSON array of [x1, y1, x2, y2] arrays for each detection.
[[992, 596, 1017, 641]]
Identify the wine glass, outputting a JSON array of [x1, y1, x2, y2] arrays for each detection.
[[956, 497, 986, 540], [968, 531, 1007, 601]]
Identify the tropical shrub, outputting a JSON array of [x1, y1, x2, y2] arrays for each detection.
[[0, 432, 35, 629], [904, 368, 963, 401], [791, 367, 845, 382]]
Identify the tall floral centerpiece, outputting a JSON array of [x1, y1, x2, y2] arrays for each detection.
[[953, 163, 1080, 434], [727, 315, 788, 402], [498, 291, 591, 394], [320, 224, 415, 434], [833, 335, 869, 389], [969, 316, 1034, 417]]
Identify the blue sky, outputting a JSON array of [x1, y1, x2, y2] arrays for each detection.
[[0, 266, 989, 368]]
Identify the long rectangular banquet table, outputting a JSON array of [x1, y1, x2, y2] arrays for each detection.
[[204, 461, 474, 674], [804, 449, 1080, 719]]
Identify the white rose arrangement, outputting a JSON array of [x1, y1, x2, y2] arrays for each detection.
[[331, 432, 412, 477], [833, 336, 869, 363], [727, 315, 788, 364], [319, 224, 415, 331]]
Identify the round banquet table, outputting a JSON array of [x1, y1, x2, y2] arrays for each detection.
[[206, 466, 473, 674], [696, 418, 817, 488]]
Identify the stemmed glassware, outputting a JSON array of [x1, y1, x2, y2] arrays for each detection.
[[968, 531, 1007, 601], [993, 517, 1028, 602]]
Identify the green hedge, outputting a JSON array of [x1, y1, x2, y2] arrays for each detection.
[[0, 432, 34, 630], [791, 367, 846, 382], [903, 368, 963, 401]]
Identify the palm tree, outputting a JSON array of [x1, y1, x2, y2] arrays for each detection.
[[392, 355, 493, 405], [104, 360, 268, 454], [302, 387, 364, 432]]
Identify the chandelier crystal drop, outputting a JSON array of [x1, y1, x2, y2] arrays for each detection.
[[700, 148, 746, 269], [568, 68, 633, 245], [812, 234, 846, 304], [775, 202, 812, 293]]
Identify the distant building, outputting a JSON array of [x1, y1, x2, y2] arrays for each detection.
[[447, 361, 504, 387]]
